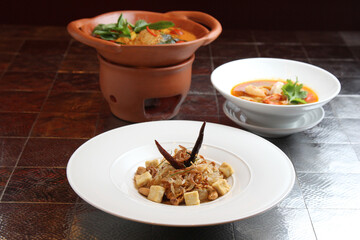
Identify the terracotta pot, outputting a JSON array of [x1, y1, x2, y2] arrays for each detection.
[[98, 54, 195, 122], [67, 10, 221, 67]]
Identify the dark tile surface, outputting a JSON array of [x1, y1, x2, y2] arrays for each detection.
[[69, 203, 152, 240], [0, 167, 13, 195], [18, 138, 86, 167], [95, 110, 132, 135], [253, 30, 298, 43], [233, 207, 316, 240], [192, 57, 212, 74], [350, 46, 360, 60], [276, 179, 306, 208], [211, 43, 258, 59], [67, 40, 97, 56], [2, 168, 77, 202], [339, 77, 360, 94], [31, 112, 97, 138], [0, 72, 55, 91], [42, 91, 103, 113], [178, 94, 218, 116], [338, 118, 360, 143], [340, 31, 360, 46], [0, 39, 23, 53], [284, 118, 349, 144], [258, 44, 306, 59], [0, 25, 359, 239], [0, 203, 74, 239], [0, 53, 15, 70], [214, 30, 253, 43], [53, 73, 100, 91], [0, 138, 26, 166], [305, 45, 354, 59], [152, 223, 234, 240], [296, 31, 345, 44], [9, 54, 64, 72], [330, 96, 360, 118], [0, 112, 37, 137], [0, 91, 47, 112], [298, 172, 360, 209], [189, 74, 215, 95], [59, 53, 99, 73], [288, 143, 360, 173], [310, 60, 360, 78], [19, 40, 69, 55]]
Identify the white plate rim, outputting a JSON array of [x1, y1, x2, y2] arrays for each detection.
[[223, 101, 325, 137], [67, 120, 296, 226]]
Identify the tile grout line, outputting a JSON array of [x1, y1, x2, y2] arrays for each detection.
[[294, 172, 319, 240], [0, 39, 73, 202], [0, 39, 28, 202], [50, 39, 80, 240]]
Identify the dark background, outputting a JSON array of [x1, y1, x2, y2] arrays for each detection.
[[1, 0, 359, 30]]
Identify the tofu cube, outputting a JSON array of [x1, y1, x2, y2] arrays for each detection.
[[135, 171, 152, 188], [212, 179, 230, 196], [219, 162, 234, 178], [184, 191, 200, 206], [147, 185, 165, 203], [145, 159, 159, 168]]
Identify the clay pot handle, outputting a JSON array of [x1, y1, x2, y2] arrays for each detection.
[[67, 18, 122, 52], [164, 11, 222, 46]]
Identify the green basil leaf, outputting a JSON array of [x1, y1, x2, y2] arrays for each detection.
[[129, 23, 135, 29], [102, 23, 118, 30], [148, 21, 174, 30], [98, 33, 119, 40], [114, 14, 131, 37], [93, 24, 105, 31], [92, 30, 112, 35], [133, 19, 149, 33], [117, 14, 125, 28]]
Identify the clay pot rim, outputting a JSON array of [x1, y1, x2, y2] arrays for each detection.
[[67, 10, 222, 49], [90, 10, 208, 47], [98, 54, 196, 71]]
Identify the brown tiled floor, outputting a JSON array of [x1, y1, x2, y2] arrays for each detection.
[[0, 26, 359, 239]]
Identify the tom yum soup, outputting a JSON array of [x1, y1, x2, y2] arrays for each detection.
[[231, 79, 318, 105]]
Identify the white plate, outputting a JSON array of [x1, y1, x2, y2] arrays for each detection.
[[224, 101, 325, 138], [67, 120, 295, 226]]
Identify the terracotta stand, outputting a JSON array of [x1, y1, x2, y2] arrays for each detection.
[[98, 54, 195, 122]]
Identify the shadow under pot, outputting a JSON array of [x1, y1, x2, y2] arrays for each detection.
[[98, 54, 195, 122]]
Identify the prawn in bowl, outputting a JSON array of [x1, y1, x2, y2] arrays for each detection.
[[211, 58, 341, 128]]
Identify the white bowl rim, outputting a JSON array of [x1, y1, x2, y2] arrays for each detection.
[[211, 57, 341, 109]]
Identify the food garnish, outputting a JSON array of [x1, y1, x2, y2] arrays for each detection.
[[92, 14, 132, 40], [134, 122, 234, 206], [281, 79, 308, 104], [155, 121, 206, 169]]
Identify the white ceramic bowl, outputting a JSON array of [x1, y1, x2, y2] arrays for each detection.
[[211, 58, 341, 128]]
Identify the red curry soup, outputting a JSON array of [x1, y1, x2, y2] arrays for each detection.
[[231, 79, 318, 105], [92, 14, 197, 45]]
